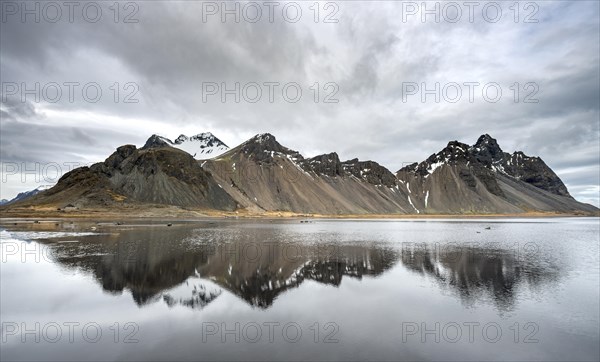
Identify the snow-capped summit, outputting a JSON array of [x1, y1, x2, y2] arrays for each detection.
[[144, 132, 229, 159], [171, 132, 229, 158]]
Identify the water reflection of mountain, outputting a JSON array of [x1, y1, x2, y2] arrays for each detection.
[[400, 243, 560, 311], [29, 225, 561, 311], [199, 245, 398, 308], [49, 227, 215, 306], [41, 226, 397, 309]]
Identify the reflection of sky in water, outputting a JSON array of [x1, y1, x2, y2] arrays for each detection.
[[3, 231, 100, 239], [1, 218, 598, 361]]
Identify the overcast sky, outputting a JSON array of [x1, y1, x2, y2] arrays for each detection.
[[1, 0, 598, 206]]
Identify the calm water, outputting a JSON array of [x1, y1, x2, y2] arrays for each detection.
[[1, 218, 598, 361]]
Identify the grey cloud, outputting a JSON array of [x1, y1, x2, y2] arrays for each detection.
[[0, 1, 598, 206], [0, 98, 38, 120]]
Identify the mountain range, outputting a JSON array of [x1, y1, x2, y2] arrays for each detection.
[[0, 185, 54, 206], [1, 132, 597, 216]]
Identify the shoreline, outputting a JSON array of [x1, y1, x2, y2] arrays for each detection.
[[1, 206, 597, 221]]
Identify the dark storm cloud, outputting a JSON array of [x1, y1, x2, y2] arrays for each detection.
[[0, 1, 598, 205], [0, 116, 132, 164]]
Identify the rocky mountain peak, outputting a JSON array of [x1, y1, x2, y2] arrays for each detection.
[[243, 133, 281, 150], [116, 144, 137, 157], [190, 132, 215, 140], [475, 134, 500, 148], [439, 141, 471, 161], [400, 141, 472, 178], [300, 152, 342, 177], [509, 151, 535, 164], [472, 134, 505, 166], [317, 152, 340, 162], [142, 135, 171, 150], [239, 133, 303, 162], [174, 134, 189, 143], [342, 159, 397, 187], [249, 133, 277, 145], [395, 134, 574, 199]]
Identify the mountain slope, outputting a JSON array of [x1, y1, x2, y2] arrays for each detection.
[[396, 134, 596, 214], [202, 134, 416, 214], [9, 144, 237, 210]]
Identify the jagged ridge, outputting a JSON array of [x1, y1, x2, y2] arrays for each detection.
[[396, 134, 594, 214], [2, 132, 596, 216]]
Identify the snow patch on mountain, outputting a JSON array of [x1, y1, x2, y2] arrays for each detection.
[[407, 195, 419, 213], [3, 184, 55, 205], [155, 132, 229, 159], [427, 160, 445, 175]]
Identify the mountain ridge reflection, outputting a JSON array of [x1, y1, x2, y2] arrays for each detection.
[[400, 242, 560, 312], [42, 226, 397, 309], [26, 225, 560, 311]]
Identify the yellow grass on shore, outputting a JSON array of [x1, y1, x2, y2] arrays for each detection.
[[1, 204, 597, 221]]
